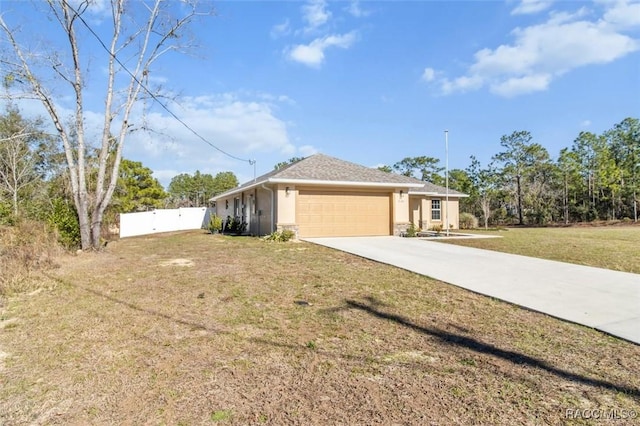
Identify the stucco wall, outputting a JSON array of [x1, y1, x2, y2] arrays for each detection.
[[408, 196, 461, 231], [255, 186, 274, 235], [213, 186, 276, 236], [276, 184, 296, 226]]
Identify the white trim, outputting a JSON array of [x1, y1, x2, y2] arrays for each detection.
[[212, 178, 451, 201], [211, 179, 268, 201], [410, 191, 469, 198], [268, 178, 424, 188]]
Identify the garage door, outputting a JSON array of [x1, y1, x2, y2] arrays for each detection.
[[296, 190, 391, 237]]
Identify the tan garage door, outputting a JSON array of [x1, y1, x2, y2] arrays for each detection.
[[296, 190, 391, 237]]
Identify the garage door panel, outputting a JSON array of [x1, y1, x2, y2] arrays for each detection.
[[296, 190, 391, 238]]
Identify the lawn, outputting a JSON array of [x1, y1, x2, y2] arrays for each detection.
[[441, 226, 640, 274], [1, 231, 639, 425]]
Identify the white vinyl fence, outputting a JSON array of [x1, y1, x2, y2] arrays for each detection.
[[119, 207, 211, 238]]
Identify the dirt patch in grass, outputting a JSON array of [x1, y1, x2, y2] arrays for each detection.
[[440, 226, 640, 274], [159, 258, 195, 267], [1, 231, 639, 425]]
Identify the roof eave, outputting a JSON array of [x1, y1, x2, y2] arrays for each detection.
[[210, 179, 268, 201], [268, 178, 424, 188], [409, 191, 469, 197]]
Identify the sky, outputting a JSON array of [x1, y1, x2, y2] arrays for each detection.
[[1, 0, 639, 187]]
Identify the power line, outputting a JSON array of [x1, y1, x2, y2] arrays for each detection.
[[67, 1, 254, 165]]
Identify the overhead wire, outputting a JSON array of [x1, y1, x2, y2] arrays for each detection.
[[66, 1, 255, 166]]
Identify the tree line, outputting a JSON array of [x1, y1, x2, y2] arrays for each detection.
[[0, 107, 238, 248], [380, 117, 639, 227]]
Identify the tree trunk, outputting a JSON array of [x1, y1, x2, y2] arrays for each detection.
[[516, 174, 523, 225], [1, 1, 211, 251]]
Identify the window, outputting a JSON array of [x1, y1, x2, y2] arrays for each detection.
[[431, 199, 441, 221]]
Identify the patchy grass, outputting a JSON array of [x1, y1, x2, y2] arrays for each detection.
[[1, 231, 639, 425], [442, 226, 640, 273], [0, 221, 62, 297]]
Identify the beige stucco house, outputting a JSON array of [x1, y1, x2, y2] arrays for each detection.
[[211, 154, 467, 238]]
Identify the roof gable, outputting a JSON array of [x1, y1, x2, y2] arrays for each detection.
[[272, 154, 421, 184], [211, 153, 467, 200]]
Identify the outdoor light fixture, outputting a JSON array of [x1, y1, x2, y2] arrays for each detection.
[[285, 186, 290, 195], [399, 190, 404, 198]]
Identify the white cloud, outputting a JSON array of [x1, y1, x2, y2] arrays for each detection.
[[602, 0, 640, 30], [511, 0, 554, 15], [302, 0, 331, 32], [490, 74, 552, 97], [270, 19, 291, 39], [421, 67, 436, 82], [152, 169, 181, 184], [581, 120, 592, 127], [441, 75, 484, 95], [298, 145, 318, 156], [432, 2, 640, 97], [347, 0, 371, 18], [287, 32, 357, 67]]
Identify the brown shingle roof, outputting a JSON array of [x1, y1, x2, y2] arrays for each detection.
[[409, 181, 466, 196], [211, 153, 467, 200], [271, 154, 422, 184]]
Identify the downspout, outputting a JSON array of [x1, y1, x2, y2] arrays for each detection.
[[261, 184, 275, 233]]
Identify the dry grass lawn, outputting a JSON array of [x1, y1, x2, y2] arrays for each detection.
[[440, 226, 640, 274], [1, 231, 639, 425]]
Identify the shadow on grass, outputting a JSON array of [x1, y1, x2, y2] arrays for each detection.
[[47, 273, 363, 359], [342, 296, 640, 399]]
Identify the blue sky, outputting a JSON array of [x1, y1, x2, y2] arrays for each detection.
[[2, 0, 639, 187]]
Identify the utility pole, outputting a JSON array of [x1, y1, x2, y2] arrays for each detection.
[[445, 130, 449, 236]]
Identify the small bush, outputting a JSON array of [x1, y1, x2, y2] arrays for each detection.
[[262, 229, 296, 242], [430, 224, 443, 234], [223, 217, 247, 235], [48, 198, 81, 249], [405, 223, 418, 237], [0, 220, 62, 296], [0, 201, 16, 226], [459, 213, 478, 230], [207, 214, 223, 233]]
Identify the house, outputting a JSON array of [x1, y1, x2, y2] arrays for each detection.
[[210, 154, 467, 238]]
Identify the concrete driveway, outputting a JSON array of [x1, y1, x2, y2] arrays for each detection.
[[304, 236, 640, 345]]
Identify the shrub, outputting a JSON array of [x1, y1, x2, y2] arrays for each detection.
[[0, 201, 16, 226], [207, 214, 223, 234], [0, 220, 62, 296], [405, 223, 418, 237], [430, 224, 443, 234], [223, 217, 247, 235], [262, 229, 296, 242], [48, 198, 81, 249], [459, 213, 478, 230]]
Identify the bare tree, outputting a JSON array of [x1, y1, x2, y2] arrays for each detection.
[[0, 123, 36, 216], [0, 0, 212, 249]]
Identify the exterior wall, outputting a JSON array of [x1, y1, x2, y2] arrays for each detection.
[[214, 195, 234, 221], [255, 186, 274, 235], [410, 196, 426, 229], [445, 199, 460, 230], [213, 185, 463, 237], [409, 196, 461, 231], [392, 190, 411, 235], [214, 187, 276, 235], [276, 184, 298, 236]]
